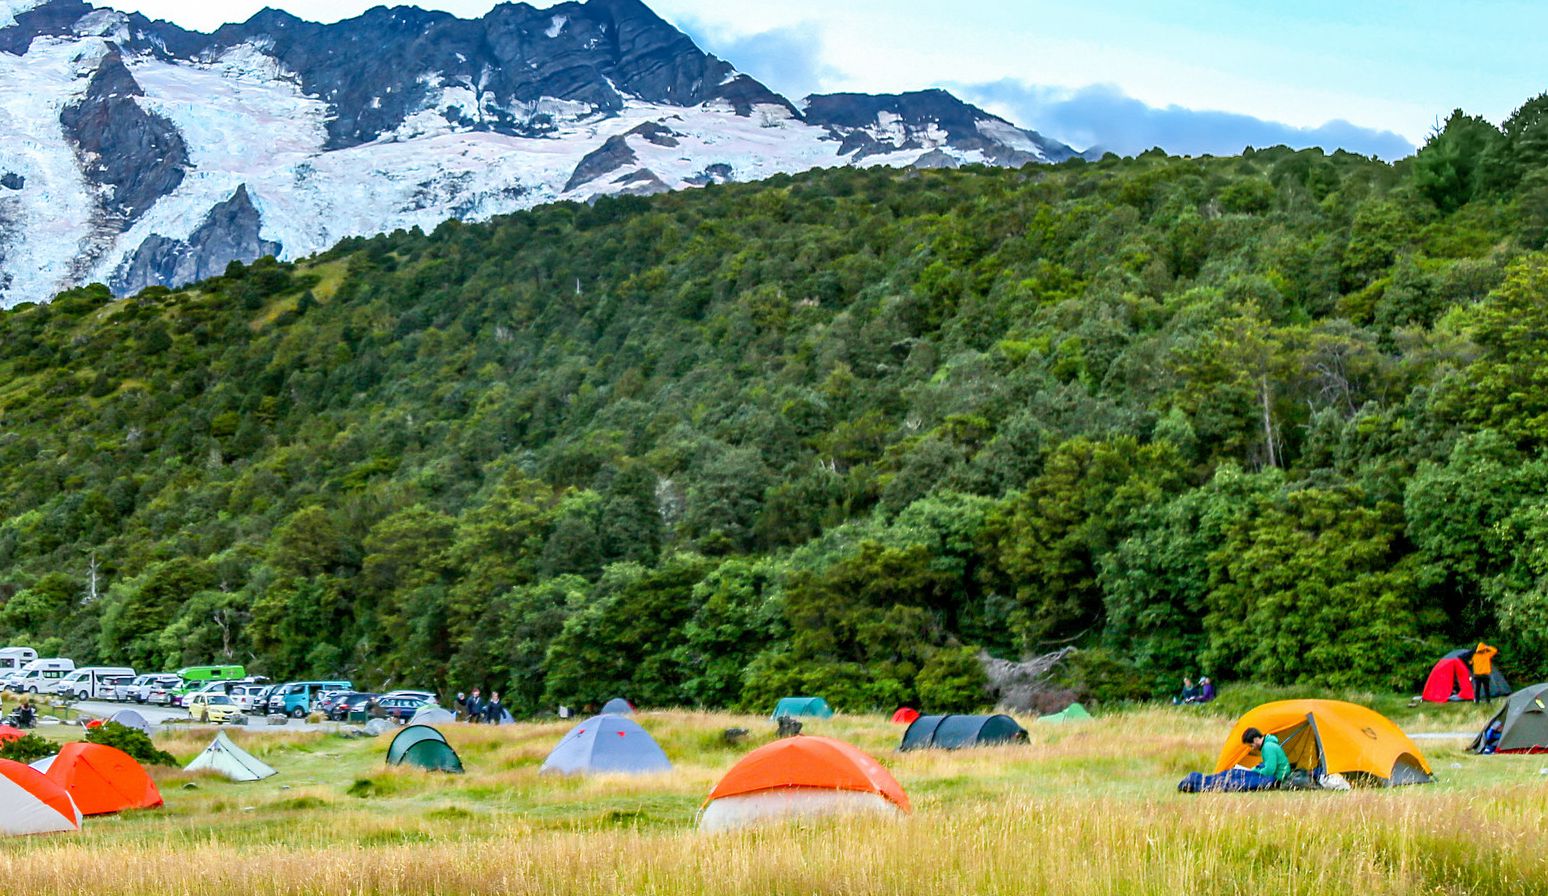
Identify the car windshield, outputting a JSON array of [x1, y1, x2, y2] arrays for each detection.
[[209, 696, 233, 705]]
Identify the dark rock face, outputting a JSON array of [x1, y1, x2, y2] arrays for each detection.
[[58, 48, 187, 224], [0, 173, 23, 190], [563, 122, 682, 192], [805, 89, 1078, 163], [113, 185, 280, 294]]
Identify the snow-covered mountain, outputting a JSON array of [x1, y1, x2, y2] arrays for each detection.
[[0, 0, 1083, 306]]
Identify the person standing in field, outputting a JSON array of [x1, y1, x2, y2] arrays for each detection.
[[1472, 642, 1500, 702], [483, 691, 504, 724]]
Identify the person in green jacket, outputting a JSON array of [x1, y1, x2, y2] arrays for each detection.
[[1242, 727, 1291, 785]]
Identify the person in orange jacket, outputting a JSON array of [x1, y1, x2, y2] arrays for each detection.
[[1471, 642, 1499, 702]]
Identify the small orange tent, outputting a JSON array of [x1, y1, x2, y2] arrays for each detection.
[[700, 736, 910, 831], [890, 707, 920, 725], [0, 759, 80, 836], [44, 743, 163, 815], [0, 724, 25, 743], [1214, 699, 1433, 786]]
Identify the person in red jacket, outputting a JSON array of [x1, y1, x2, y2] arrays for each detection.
[[1471, 642, 1500, 703]]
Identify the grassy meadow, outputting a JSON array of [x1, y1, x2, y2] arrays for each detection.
[[1, 698, 1545, 896]]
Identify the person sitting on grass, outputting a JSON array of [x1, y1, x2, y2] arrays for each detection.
[[1197, 677, 1216, 702], [1172, 677, 1201, 705]]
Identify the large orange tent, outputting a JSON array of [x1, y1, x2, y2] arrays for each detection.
[[44, 742, 163, 815], [0, 758, 81, 836], [699, 735, 910, 831], [1214, 699, 1433, 786]]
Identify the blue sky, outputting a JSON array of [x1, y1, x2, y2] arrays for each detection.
[[97, 0, 1548, 159]]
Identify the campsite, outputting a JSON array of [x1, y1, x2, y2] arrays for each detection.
[[0, 690, 1545, 895]]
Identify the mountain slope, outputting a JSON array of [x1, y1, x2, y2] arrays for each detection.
[[0, 140, 1539, 703], [0, 0, 1080, 306]]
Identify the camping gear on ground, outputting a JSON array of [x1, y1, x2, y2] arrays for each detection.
[[699, 735, 910, 832], [185, 731, 276, 781], [601, 697, 634, 715], [1421, 656, 1475, 702], [1177, 768, 1281, 793], [540, 714, 672, 775], [776, 717, 803, 738], [890, 707, 920, 725], [409, 706, 456, 726], [1038, 703, 1092, 723], [1471, 683, 1548, 753], [899, 714, 1028, 751], [385, 725, 463, 773], [0, 758, 81, 836], [1443, 647, 1510, 697], [771, 697, 832, 719], [1210, 699, 1432, 787], [364, 719, 394, 736], [44, 742, 163, 815], [106, 709, 153, 736]]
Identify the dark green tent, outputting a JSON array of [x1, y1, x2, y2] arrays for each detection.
[[399, 738, 464, 773], [899, 714, 1027, 751], [387, 724, 448, 765], [1472, 683, 1548, 753]]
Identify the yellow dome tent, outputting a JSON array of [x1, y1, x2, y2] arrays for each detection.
[[1214, 699, 1432, 786]]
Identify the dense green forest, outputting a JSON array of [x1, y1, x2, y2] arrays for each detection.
[[3, 93, 1548, 713]]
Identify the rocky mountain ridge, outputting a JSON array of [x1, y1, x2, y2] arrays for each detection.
[[0, 0, 1084, 305]]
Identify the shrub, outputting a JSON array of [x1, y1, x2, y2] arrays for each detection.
[[85, 722, 177, 766]]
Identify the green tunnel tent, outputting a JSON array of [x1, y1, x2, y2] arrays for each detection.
[[1473, 683, 1548, 753], [899, 714, 1028, 751], [1038, 703, 1092, 723], [771, 697, 833, 719], [399, 739, 464, 773], [386, 725, 448, 765]]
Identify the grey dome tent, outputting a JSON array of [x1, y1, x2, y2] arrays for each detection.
[[1472, 683, 1548, 753], [386, 725, 463, 773], [601, 698, 633, 715], [107, 709, 152, 736], [539, 714, 672, 775], [185, 731, 277, 781], [771, 697, 833, 719], [900, 714, 1028, 751], [410, 706, 456, 726], [1444, 647, 1511, 697]]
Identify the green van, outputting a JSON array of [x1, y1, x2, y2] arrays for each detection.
[[171, 665, 247, 705]]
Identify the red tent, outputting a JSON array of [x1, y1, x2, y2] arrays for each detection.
[[44, 743, 162, 816], [0, 725, 25, 744], [1422, 656, 1474, 703], [890, 707, 920, 725]]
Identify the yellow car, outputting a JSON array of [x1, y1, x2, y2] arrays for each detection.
[[184, 692, 242, 724]]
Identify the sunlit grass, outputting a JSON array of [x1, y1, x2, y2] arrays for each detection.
[[0, 702, 1542, 894]]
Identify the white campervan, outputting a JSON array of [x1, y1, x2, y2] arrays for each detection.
[[0, 646, 37, 673], [8, 658, 75, 694], [51, 666, 136, 700]]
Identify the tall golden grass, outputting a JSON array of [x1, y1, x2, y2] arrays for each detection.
[[0, 708, 1540, 895]]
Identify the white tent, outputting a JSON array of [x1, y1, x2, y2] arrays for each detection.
[[184, 731, 276, 782], [410, 706, 456, 726]]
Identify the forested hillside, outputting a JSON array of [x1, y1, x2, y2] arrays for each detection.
[[3, 93, 1548, 712]]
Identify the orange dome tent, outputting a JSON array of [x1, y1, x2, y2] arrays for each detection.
[[0, 724, 25, 743], [700, 735, 910, 832], [44, 742, 163, 815], [890, 707, 920, 725], [0, 759, 81, 837], [1214, 699, 1433, 786]]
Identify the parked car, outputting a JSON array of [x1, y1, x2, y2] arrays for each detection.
[[315, 690, 355, 716], [380, 690, 437, 704], [375, 696, 428, 724], [329, 693, 378, 721], [184, 692, 243, 724], [9, 659, 75, 694], [49, 666, 136, 700], [267, 681, 352, 718], [147, 678, 182, 705], [121, 673, 181, 703], [247, 684, 277, 714]]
